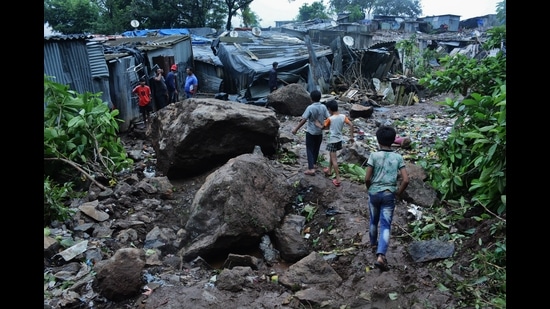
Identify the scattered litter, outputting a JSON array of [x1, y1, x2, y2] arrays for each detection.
[[55, 240, 88, 262], [144, 165, 156, 178], [407, 204, 423, 220]]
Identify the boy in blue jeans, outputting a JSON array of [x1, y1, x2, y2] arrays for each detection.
[[364, 125, 409, 271]]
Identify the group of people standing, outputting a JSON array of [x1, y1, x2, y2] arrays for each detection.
[[291, 89, 410, 272], [132, 64, 198, 123]]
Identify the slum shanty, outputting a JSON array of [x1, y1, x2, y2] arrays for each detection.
[[44, 13, 501, 132]]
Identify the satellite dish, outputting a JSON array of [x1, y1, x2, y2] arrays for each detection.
[[343, 36, 354, 47], [330, 20, 337, 27], [130, 20, 140, 28], [229, 30, 238, 37], [252, 27, 262, 36]]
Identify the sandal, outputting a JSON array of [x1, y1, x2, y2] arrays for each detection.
[[323, 167, 331, 176], [374, 255, 390, 271], [332, 179, 341, 187]]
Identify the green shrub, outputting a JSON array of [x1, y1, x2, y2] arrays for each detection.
[[420, 85, 506, 215], [416, 25, 506, 307], [44, 75, 133, 224], [44, 176, 81, 224]]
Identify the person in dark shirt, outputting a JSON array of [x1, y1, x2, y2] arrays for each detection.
[[153, 68, 168, 110], [165, 64, 178, 103], [268, 62, 278, 93]]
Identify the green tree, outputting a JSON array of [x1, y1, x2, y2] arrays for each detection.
[[127, 0, 184, 29], [159, 0, 227, 29], [94, 0, 134, 34], [343, 4, 365, 21], [44, 0, 100, 34], [165, 0, 223, 29], [223, 0, 254, 30], [296, 1, 330, 21], [329, 0, 421, 19], [240, 5, 261, 27], [329, 0, 375, 20], [496, 0, 506, 25], [205, 1, 229, 29], [45, 0, 233, 34], [372, 0, 422, 17]]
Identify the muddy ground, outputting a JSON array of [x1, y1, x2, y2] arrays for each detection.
[[44, 95, 500, 309]]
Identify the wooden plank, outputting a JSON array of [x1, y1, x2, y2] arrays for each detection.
[[245, 49, 258, 61], [233, 42, 258, 61]]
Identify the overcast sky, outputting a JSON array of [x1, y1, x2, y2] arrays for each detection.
[[247, 0, 501, 28]]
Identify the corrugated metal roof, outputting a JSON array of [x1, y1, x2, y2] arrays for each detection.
[[44, 39, 95, 92], [44, 34, 93, 41], [215, 30, 332, 68], [101, 35, 191, 60], [103, 35, 189, 48], [212, 29, 334, 97], [87, 42, 109, 78]]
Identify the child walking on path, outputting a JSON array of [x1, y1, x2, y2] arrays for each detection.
[[318, 100, 354, 187], [291, 90, 330, 176], [364, 125, 409, 271]]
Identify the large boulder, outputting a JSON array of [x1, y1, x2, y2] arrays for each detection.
[[267, 83, 312, 116], [178, 153, 295, 261], [404, 163, 439, 207], [147, 98, 279, 178], [93, 248, 146, 301]]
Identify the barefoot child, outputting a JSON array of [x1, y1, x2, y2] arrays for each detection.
[[318, 100, 354, 187]]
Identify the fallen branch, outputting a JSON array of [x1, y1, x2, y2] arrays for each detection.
[[480, 203, 506, 223], [394, 222, 416, 240], [44, 157, 108, 191]]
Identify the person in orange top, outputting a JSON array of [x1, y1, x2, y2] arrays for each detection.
[[132, 77, 152, 123]]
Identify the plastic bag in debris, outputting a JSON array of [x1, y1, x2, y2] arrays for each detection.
[[407, 204, 423, 220]]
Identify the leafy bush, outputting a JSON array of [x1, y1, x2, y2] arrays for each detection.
[[420, 85, 506, 214], [44, 75, 133, 224], [415, 24, 506, 308], [420, 53, 505, 97], [44, 75, 133, 180], [396, 34, 443, 78], [44, 176, 82, 224]]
